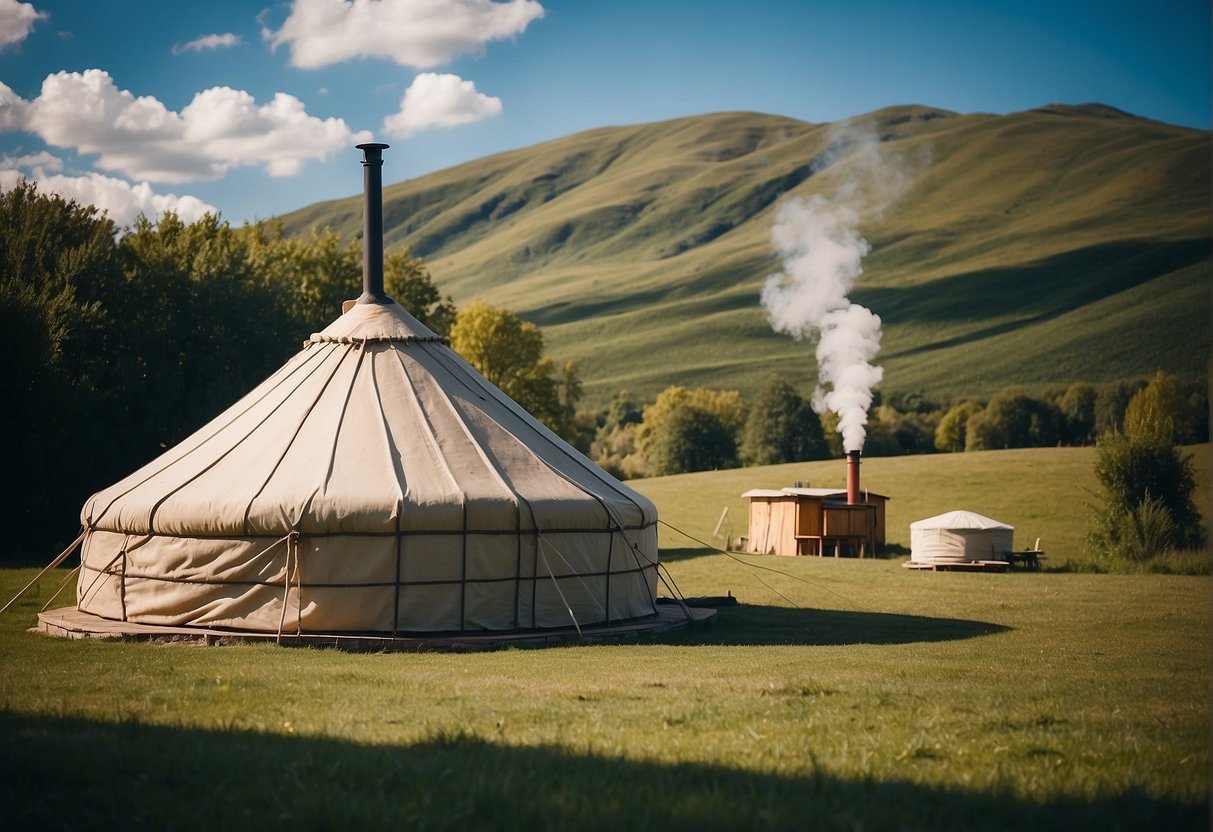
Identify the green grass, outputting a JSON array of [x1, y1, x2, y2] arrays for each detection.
[[278, 106, 1211, 407], [1, 446, 1209, 829]]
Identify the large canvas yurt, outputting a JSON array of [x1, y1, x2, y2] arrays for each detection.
[[909, 510, 1014, 564], [71, 144, 659, 637]]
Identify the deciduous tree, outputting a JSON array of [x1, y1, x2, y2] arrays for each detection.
[[448, 301, 580, 438], [739, 377, 826, 466], [965, 388, 1063, 451], [1086, 377, 1204, 561], [639, 386, 741, 475], [0, 182, 120, 552], [934, 401, 981, 453]]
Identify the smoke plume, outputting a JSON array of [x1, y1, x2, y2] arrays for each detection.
[[761, 121, 920, 452]]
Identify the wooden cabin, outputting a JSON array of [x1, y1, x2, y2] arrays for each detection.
[[742, 487, 888, 557]]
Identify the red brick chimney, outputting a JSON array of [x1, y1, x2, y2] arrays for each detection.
[[846, 450, 861, 504]]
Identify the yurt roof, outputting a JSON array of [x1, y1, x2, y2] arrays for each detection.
[[910, 510, 1013, 531], [82, 299, 656, 538], [742, 487, 889, 499]]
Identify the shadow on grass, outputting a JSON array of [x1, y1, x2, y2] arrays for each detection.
[[659, 546, 717, 562], [0, 711, 1199, 831], [668, 603, 1010, 647]]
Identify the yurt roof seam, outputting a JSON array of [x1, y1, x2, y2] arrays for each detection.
[[320, 339, 371, 501], [391, 344, 467, 503], [88, 344, 331, 529], [424, 341, 654, 526], [238, 342, 355, 537], [371, 347, 408, 512], [153, 344, 351, 535], [422, 342, 535, 525]]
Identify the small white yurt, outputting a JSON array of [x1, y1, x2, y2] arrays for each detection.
[[909, 510, 1014, 564]]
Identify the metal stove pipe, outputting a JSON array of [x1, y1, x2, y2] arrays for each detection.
[[846, 450, 861, 504], [356, 142, 393, 305]]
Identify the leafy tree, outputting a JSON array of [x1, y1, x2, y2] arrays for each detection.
[[602, 390, 643, 433], [243, 224, 360, 330], [1052, 383, 1098, 445], [640, 386, 744, 441], [1184, 383, 1210, 443], [645, 405, 739, 475], [0, 182, 120, 553], [590, 391, 647, 479], [739, 377, 826, 466], [1094, 378, 1148, 436], [885, 390, 938, 415], [448, 301, 580, 438], [870, 403, 939, 455], [639, 386, 741, 475], [1086, 385, 1203, 561], [115, 213, 294, 451], [934, 401, 981, 453], [965, 388, 1064, 451], [1124, 371, 1202, 445]]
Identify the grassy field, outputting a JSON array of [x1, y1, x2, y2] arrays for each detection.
[[1, 446, 1209, 829]]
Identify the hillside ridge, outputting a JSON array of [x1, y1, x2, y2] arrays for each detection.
[[278, 105, 1210, 406]]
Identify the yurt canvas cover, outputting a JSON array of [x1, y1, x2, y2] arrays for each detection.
[[909, 510, 1014, 563], [77, 301, 659, 634]]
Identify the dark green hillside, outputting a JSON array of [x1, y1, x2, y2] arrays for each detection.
[[278, 106, 1210, 405]]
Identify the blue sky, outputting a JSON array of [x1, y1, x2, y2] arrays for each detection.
[[0, 0, 1208, 226]]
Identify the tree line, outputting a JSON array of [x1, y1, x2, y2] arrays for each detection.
[[581, 372, 1208, 479]]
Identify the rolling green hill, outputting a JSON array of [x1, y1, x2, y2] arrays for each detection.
[[278, 105, 1211, 406]]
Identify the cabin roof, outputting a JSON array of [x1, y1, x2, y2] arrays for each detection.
[[743, 487, 889, 500]]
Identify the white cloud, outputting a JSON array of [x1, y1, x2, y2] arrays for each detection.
[[0, 164, 218, 228], [384, 72, 501, 137], [173, 32, 242, 55], [181, 87, 364, 177], [265, 0, 544, 69], [8, 69, 371, 183], [0, 0, 45, 50], [0, 80, 28, 128], [0, 149, 61, 170]]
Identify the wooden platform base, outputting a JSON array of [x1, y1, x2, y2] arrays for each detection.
[[33, 603, 714, 652], [902, 559, 1010, 573]]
